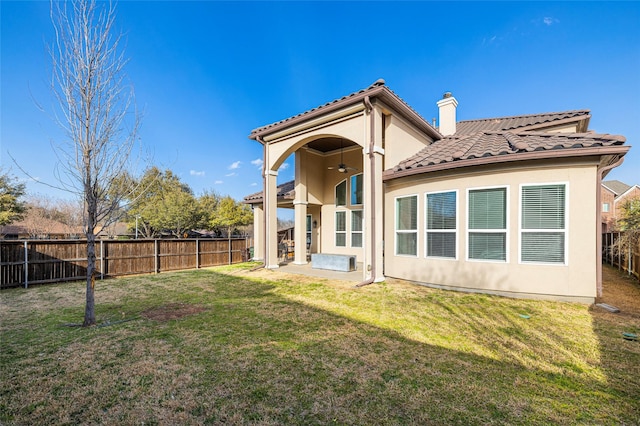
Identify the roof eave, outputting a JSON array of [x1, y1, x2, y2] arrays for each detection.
[[249, 85, 386, 140], [382, 145, 631, 181], [249, 85, 442, 141]]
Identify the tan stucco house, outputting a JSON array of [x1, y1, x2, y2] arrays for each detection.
[[244, 80, 630, 303]]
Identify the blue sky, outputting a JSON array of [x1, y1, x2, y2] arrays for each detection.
[[2, 1, 639, 209]]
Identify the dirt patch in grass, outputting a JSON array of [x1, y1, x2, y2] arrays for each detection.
[[141, 303, 207, 322]]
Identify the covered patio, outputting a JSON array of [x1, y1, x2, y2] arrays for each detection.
[[244, 79, 440, 284], [244, 90, 384, 283]]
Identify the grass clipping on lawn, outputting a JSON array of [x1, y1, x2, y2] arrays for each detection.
[[1, 263, 639, 425]]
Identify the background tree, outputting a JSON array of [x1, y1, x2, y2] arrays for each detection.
[[617, 198, 640, 232], [18, 195, 83, 238], [611, 198, 640, 274], [126, 167, 201, 238], [209, 196, 253, 237], [50, 0, 141, 326], [22, 195, 54, 238], [0, 169, 27, 226], [197, 190, 221, 229]]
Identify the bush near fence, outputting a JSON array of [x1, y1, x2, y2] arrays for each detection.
[[0, 238, 251, 289], [602, 232, 640, 280]]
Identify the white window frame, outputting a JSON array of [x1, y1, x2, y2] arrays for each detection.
[[519, 182, 569, 266], [425, 189, 458, 260], [335, 179, 347, 207], [602, 203, 610, 213], [395, 194, 419, 257], [335, 211, 346, 247], [351, 209, 363, 248], [350, 173, 364, 206], [466, 185, 510, 263]]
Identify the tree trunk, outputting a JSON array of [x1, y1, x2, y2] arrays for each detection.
[[83, 232, 97, 326], [83, 189, 97, 327]]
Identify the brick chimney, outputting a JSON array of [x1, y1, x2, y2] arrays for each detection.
[[436, 92, 458, 136]]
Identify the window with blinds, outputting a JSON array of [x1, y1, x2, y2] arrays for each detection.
[[396, 195, 418, 256], [468, 187, 507, 261], [335, 211, 346, 247], [521, 184, 566, 264], [351, 210, 363, 248], [426, 191, 457, 258]]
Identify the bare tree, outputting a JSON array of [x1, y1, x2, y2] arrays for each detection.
[[22, 195, 53, 238], [50, 0, 140, 326], [55, 199, 84, 237]]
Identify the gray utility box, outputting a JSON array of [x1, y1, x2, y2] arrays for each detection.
[[311, 253, 356, 272]]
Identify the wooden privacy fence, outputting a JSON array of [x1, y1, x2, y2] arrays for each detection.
[[1, 238, 251, 289], [602, 232, 640, 280]]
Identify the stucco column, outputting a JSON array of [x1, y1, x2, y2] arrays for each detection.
[[265, 170, 279, 269], [362, 102, 385, 283], [252, 204, 264, 261], [294, 150, 308, 264], [293, 201, 308, 264]]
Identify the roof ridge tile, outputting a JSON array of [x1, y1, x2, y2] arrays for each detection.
[[458, 109, 590, 124]]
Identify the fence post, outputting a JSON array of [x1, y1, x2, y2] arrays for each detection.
[[629, 242, 632, 276], [155, 239, 159, 273], [196, 239, 199, 269], [23, 241, 28, 289], [618, 232, 622, 270], [228, 235, 232, 265], [100, 240, 104, 280]]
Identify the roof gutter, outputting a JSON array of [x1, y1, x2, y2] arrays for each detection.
[[355, 95, 377, 288], [383, 145, 631, 181], [596, 154, 625, 297]]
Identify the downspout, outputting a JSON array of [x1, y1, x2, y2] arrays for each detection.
[[355, 95, 377, 287], [596, 156, 625, 297]]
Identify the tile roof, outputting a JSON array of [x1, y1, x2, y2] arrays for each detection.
[[602, 180, 632, 196], [243, 180, 295, 204], [455, 110, 590, 135], [249, 79, 439, 140], [385, 131, 627, 179], [249, 81, 384, 137]]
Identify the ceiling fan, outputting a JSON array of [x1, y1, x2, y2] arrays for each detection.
[[328, 139, 358, 174]]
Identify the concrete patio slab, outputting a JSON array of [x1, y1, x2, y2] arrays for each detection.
[[276, 262, 363, 283]]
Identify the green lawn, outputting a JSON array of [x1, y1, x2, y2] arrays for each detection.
[[1, 263, 639, 425]]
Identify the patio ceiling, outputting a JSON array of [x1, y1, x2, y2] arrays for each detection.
[[306, 137, 358, 153]]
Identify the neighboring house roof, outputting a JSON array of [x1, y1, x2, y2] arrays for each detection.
[[384, 131, 627, 180], [602, 180, 632, 197], [243, 180, 295, 204], [455, 110, 591, 135], [616, 184, 640, 202], [0, 219, 83, 237], [249, 79, 441, 141]]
